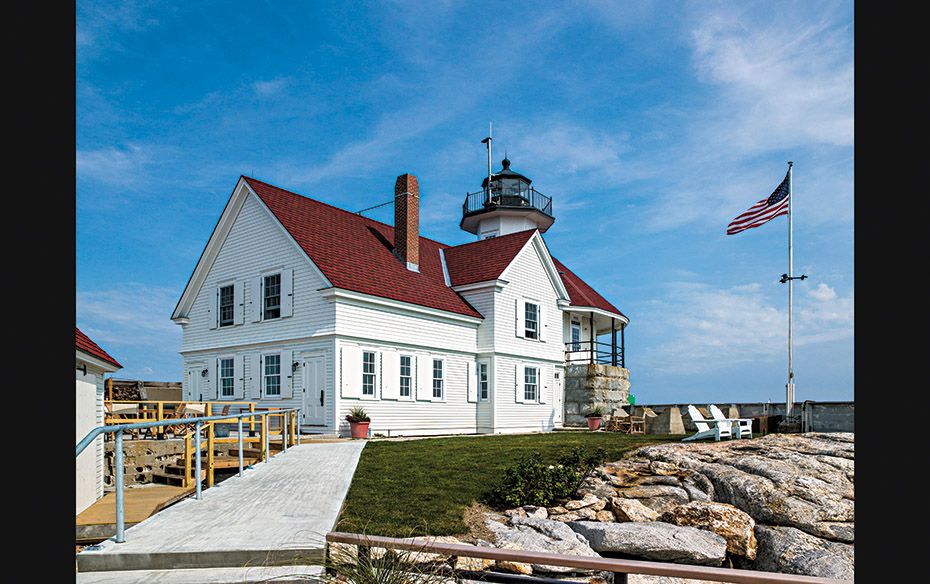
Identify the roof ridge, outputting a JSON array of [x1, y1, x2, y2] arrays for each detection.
[[242, 175, 453, 249], [444, 228, 537, 251]]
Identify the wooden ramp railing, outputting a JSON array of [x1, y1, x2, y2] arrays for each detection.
[[325, 532, 852, 584]]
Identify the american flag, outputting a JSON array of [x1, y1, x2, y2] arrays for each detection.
[[726, 171, 790, 235]]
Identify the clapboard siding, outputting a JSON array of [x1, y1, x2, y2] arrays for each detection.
[[493, 355, 558, 433], [180, 193, 335, 353], [494, 242, 565, 364], [181, 338, 335, 430], [460, 289, 496, 352], [334, 302, 478, 355], [335, 339, 478, 436]]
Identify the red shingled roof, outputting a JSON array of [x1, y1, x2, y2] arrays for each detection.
[[76, 327, 122, 369], [552, 258, 626, 319], [443, 230, 536, 286], [245, 177, 482, 319], [243, 177, 625, 321]]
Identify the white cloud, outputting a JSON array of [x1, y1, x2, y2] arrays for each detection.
[[76, 144, 153, 188], [808, 282, 838, 302], [637, 280, 853, 374]]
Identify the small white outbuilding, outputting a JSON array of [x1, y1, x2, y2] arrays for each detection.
[[76, 327, 122, 515]]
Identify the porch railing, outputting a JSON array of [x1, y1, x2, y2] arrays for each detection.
[[325, 531, 851, 584], [463, 186, 553, 217], [76, 407, 301, 544], [565, 340, 624, 366], [104, 400, 258, 439]]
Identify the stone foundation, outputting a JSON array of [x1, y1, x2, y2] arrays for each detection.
[[103, 439, 237, 487], [563, 364, 630, 427]]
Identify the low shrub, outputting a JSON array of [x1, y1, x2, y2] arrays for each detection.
[[485, 445, 607, 509]]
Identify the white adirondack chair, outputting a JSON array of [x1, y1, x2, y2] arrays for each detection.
[[683, 405, 731, 441], [709, 404, 753, 439]]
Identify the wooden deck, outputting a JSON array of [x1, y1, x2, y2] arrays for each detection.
[[76, 485, 194, 544]]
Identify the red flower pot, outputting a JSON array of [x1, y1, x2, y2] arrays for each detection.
[[587, 417, 603, 430], [349, 421, 370, 439]]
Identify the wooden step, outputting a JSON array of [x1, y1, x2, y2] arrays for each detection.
[[152, 470, 204, 485]]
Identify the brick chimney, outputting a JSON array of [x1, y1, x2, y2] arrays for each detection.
[[394, 173, 420, 272]]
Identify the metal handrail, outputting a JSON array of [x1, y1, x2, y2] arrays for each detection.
[[325, 531, 851, 584], [76, 407, 301, 544]]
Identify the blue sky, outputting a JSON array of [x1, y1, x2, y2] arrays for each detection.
[[76, 0, 853, 404]]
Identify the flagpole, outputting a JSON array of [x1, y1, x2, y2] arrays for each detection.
[[786, 161, 795, 419]]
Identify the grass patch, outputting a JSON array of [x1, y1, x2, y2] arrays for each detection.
[[336, 432, 679, 537]]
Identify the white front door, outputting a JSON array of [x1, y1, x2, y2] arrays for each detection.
[[302, 355, 326, 426], [187, 366, 202, 401], [554, 369, 564, 425]]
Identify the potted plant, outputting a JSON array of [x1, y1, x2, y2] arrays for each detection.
[[585, 405, 605, 430], [345, 406, 371, 439]]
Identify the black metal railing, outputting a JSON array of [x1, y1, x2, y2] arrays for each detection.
[[463, 186, 553, 217], [565, 340, 624, 366]]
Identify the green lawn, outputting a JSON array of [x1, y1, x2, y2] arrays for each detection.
[[336, 432, 679, 537]]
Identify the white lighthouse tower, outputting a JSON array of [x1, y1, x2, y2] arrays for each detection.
[[460, 134, 554, 240]]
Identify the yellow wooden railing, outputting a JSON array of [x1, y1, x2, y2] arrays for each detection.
[[104, 400, 300, 489], [180, 407, 300, 488]]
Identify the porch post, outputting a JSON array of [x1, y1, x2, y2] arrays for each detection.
[[621, 322, 626, 368], [611, 318, 617, 366], [589, 311, 595, 364]]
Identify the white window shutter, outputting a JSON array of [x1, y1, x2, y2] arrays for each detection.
[[251, 277, 263, 322], [281, 268, 294, 318], [341, 345, 362, 398], [515, 363, 524, 403], [467, 361, 478, 403], [515, 298, 525, 337], [233, 281, 244, 326], [250, 354, 262, 399], [209, 358, 218, 400], [281, 349, 294, 398], [538, 304, 545, 342], [381, 350, 399, 400], [536, 367, 552, 404], [208, 288, 218, 329], [416, 354, 432, 401], [234, 354, 244, 399]]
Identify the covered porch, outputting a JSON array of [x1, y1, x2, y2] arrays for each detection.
[[563, 308, 627, 367]]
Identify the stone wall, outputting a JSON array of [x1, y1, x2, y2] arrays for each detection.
[[103, 439, 237, 487], [635, 401, 854, 434], [563, 364, 630, 426]]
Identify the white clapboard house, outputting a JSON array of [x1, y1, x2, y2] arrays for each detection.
[[171, 158, 627, 436]]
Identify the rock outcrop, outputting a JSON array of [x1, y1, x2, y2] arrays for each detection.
[[568, 521, 728, 565], [746, 525, 854, 580], [659, 501, 756, 559], [485, 515, 600, 573]]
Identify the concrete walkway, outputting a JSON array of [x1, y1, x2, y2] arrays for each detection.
[[77, 441, 366, 574]]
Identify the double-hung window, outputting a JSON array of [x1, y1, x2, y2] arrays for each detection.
[[219, 285, 235, 327], [263, 274, 281, 320], [362, 351, 376, 396], [432, 359, 444, 399], [524, 366, 538, 402], [399, 355, 412, 398], [478, 362, 489, 401], [524, 302, 539, 339], [219, 357, 234, 397], [264, 354, 281, 397]]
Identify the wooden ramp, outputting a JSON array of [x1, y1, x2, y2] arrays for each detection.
[[77, 442, 366, 574], [77, 485, 194, 544]]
